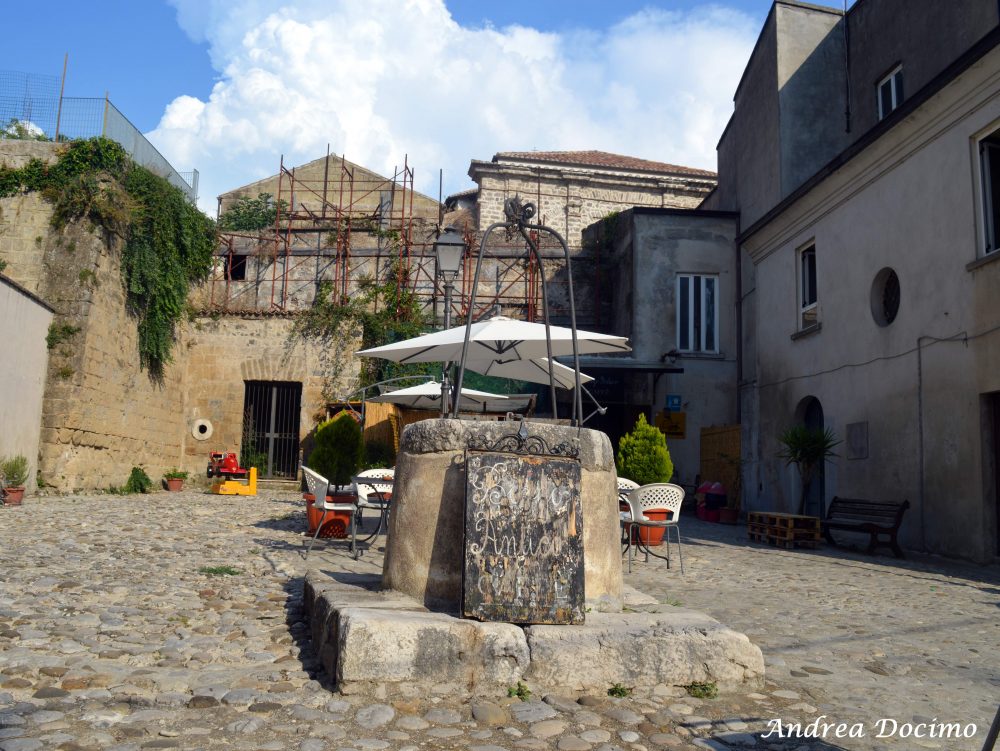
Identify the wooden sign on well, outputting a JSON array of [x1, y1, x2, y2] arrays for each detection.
[[463, 450, 584, 624]]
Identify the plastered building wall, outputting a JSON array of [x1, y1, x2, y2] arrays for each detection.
[[743, 42, 1000, 561], [0, 277, 52, 492]]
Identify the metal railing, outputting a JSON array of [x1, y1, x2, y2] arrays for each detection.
[[0, 71, 197, 203]]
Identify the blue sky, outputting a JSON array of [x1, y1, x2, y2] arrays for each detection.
[[3, 1, 790, 210]]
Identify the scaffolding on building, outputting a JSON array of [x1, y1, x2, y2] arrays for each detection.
[[205, 151, 595, 326]]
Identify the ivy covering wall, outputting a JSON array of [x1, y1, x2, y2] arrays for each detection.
[[0, 138, 216, 378]]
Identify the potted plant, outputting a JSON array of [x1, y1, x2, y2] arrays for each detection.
[[1, 455, 29, 506], [304, 411, 364, 537], [778, 425, 840, 516], [164, 468, 188, 492], [616, 414, 674, 545]]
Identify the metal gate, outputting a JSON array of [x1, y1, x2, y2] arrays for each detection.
[[242, 381, 302, 479]]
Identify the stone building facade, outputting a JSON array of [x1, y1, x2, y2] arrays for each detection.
[[451, 151, 717, 330], [0, 141, 718, 490], [467, 151, 716, 250], [217, 153, 441, 222]]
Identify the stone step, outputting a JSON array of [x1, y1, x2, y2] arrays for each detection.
[[257, 478, 301, 492]]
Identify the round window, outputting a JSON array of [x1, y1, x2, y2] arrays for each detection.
[[870, 268, 900, 327]]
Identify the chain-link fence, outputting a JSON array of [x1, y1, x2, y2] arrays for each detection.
[[0, 70, 198, 203]]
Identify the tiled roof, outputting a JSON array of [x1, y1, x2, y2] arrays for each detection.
[[493, 150, 716, 178], [446, 187, 479, 199]]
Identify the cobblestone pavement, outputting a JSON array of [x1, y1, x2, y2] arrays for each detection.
[[0, 490, 997, 751]]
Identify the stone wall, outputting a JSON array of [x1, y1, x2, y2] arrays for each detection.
[[0, 142, 182, 490], [180, 314, 352, 478], [0, 142, 61, 296], [41, 227, 189, 490], [0, 141, 361, 490], [0, 200, 189, 489]]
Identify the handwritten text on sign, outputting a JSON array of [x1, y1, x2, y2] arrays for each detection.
[[463, 452, 584, 624]]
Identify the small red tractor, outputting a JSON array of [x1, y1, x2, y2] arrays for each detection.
[[206, 451, 257, 495], [206, 451, 249, 480]]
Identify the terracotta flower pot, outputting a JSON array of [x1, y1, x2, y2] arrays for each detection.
[[304, 492, 355, 538], [637, 509, 670, 546], [3, 487, 25, 506], [166, 478, 184, 492]]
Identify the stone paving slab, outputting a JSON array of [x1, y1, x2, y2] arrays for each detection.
[[0, 491, 996, 751], [625, 517, 1000, 750]]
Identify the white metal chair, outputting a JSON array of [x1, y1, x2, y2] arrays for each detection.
[[617, 476, 640, 502], [622, 483, 685, 574], [302, 466, 357, 559], [617, 477, 641, 551], [354, 468, 394, 539]]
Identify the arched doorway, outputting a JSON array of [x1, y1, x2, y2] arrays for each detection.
[[794, 396, 826, 517]]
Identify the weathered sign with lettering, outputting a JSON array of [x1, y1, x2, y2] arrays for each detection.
[[463, 451, 584, 624]]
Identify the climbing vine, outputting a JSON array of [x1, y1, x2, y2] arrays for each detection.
[[0, 138, 216, 379]]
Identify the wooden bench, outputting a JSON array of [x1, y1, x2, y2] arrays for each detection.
[[823, 497, 910, 558]]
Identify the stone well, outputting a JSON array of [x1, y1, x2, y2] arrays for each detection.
[[381, 419, 623, 612], [301, 417, 765, 697]]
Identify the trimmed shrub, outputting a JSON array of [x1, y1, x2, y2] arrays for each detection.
[[616, 413, 673, 485], [308, 411, 364, 489]]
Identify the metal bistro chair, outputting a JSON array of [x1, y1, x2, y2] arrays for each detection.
[[623, 482, 685, 574], [617, 477, 640, 552], [354, 468, 394, 542], [302, 466, 358, 560]]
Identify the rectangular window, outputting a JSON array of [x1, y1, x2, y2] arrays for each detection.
[[225, 254, 247, 281], [979, 129, 1000, 254], [877, 66, 903, 120], [800, 245, 818, 329], [676, 274, 718, 353]]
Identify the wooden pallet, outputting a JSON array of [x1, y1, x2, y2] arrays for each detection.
[[748, 529, 821, 549], [748, 511, 821, 549]]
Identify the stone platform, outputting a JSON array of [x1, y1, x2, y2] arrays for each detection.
[[303, 572, 764, 697]]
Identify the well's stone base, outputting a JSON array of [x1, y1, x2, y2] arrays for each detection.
[[303, 572, 764, 697], [524, 609, 765, 691]]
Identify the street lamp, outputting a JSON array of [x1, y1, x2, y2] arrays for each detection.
[[434, 226, 465, 416]]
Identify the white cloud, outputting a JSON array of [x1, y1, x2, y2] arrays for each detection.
[[152, 0, 758, 214]]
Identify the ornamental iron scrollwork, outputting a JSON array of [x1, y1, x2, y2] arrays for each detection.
[[466, 420, 580, 459], [502, 196, 536, 239]]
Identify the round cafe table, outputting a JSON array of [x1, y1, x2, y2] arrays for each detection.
[[352, 475, 393, 544]]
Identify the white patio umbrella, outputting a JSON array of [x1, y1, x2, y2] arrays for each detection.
[[356, 315, 630, 364], [469, 357, 595, 390], [368, 380, 508, 412]]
